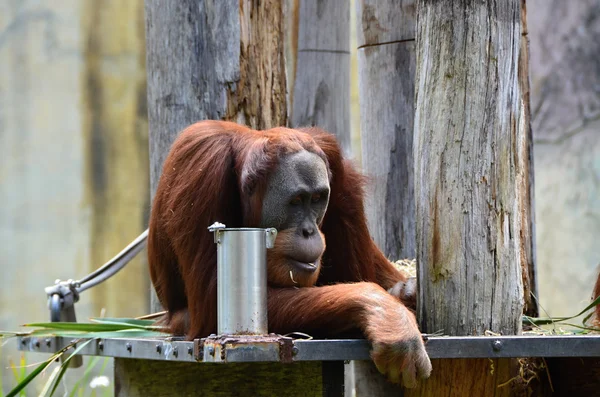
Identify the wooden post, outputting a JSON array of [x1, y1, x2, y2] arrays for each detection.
[[128, 2, 345, 396], [411, 0, 536, 394], [353, 0, 417, 395], [285, 2, 353, 394], [288, 0, 351, 156], [357, 0, 416, 266]]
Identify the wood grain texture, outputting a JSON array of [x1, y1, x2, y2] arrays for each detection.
[[353, 1, 417, 395], [357, 0, 416, 271], [114, 359, 326, 397], [414, 0, 529, 337], [518, 0, 538, 317], [409, 0, 544, 393], [358, 42, 416, 262], [290, 0, 351, 156], [145, 0, 287, 199], [356, 0, 415, 46], [406, 358, 516, 397]]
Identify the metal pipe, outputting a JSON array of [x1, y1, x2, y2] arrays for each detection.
[[209, 223, 277, 335], [77, 229, 149, 291]]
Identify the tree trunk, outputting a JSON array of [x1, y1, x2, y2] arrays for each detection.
[[353, 1, 417, 395], [411, 0, 535, 394], [144, 0, 287, 312], [415, 0, 528, 337], [288, 0, 351, 156]]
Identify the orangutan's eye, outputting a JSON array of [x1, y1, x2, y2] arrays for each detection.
[[290, 196, 302, 206]]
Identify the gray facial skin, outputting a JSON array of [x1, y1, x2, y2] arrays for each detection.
[[260, 150, 330, 265]]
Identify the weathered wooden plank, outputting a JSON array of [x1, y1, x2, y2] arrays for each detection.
[[518, 0, 539, 318], [357, 0, 416, 261], [354, 1, 417, 395], [146, 0, 236, 198], [358, 46, 415, 263], [290, 0, 351, 156]]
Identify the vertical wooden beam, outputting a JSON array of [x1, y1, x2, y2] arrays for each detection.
[[356, 0, 416, 263], [354, 1, 417, 394], [411, 0, 537, 393], [415, 0, 527, 337], [518, 0, 539, 318], [289, 0, 351, 156], [284, 2, 353, 394]]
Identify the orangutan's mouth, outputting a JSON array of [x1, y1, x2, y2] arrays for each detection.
[[289, 258, 319, 273]]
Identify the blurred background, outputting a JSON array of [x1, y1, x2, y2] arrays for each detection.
[[1, 0, 598, 395]]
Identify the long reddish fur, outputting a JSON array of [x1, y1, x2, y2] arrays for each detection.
[[148, 120, 409, 340]]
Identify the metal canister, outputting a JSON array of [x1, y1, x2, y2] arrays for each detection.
[[208, 222, 277, 335]]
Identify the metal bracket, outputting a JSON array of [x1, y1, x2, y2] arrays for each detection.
[[45, 279, 80, 322], [44, 279, 82, 367], [195, 334, 295, 363], [208, 222, 226, 243]]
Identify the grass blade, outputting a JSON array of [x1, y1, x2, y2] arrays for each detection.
[[90, 318, 156, 327], [27, 329, 168, 339], [523, 295, 600, 327], [38, 364, 61, 397], [18, 354, 26, 396], [6, 353, 60, 397], [67, 357, 101, 397], [48, 339, 96, 397], [23, 322, 145, 332]]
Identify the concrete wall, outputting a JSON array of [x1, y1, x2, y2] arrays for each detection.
[[0, 0, 148, 394], [528, 1, 600, 319]]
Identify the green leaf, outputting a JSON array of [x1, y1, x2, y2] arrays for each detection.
[[90, 317, 157, 327], [523, 295, 600, 327], [18, 354, 26, 394], [8, 357, 19, 384], [27, 329, 168, 339], [0, 331, 21, 337], [6, 351, 62, 397], [67, 357, 101, 397], [48, 339, 96, 397], [39, 364, 61, 397], [23, 322, 145, 332], [557, 323, 600, 333]]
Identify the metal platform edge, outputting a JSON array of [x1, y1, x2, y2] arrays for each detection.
[[16, 334, 600, 363]]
